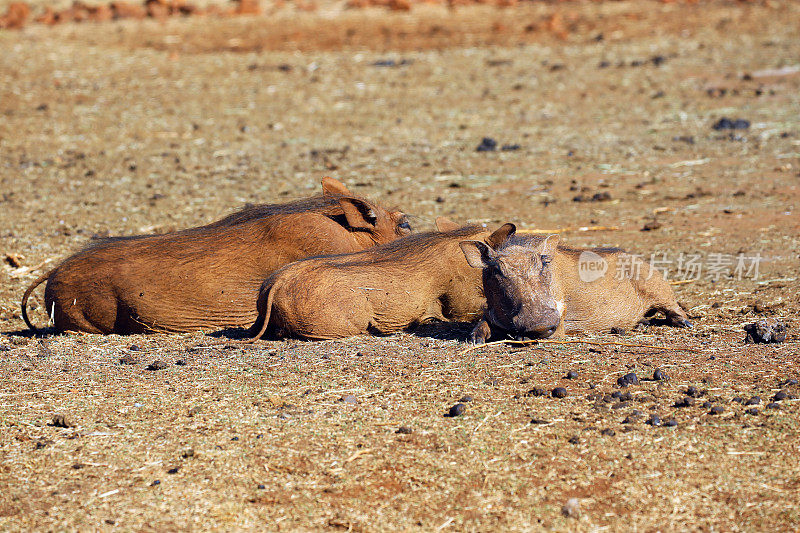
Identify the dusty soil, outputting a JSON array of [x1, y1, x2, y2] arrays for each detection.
[[2, 0, 800, 530]]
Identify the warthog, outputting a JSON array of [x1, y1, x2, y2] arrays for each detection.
[[459, 223, 691, 343], [246, 219, 509, 341], [21, 177, 411, 334]]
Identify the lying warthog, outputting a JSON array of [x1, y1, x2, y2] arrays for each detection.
[[21, 177, 411, 334], [459, 224, 691, 343], [246, 219, 509, 341]]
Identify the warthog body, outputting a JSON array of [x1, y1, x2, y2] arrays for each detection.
[[460, 224, 691, 343], [247, 220, 495, 341], [22, 177, 411, 334]]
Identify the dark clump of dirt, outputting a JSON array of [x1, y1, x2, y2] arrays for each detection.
[[744, 318, 788, 343]]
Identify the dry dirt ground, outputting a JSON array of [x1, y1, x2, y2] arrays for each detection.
[[2, 0, 800, 530]]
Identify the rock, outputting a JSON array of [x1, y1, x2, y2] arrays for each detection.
[[530, 417, 550, 425], [772, 390, 788, 402], [146, 360, 169, 371], [51, 414, 70, 428], [646, 414, 662, 426], [396, 426, 413, 434], [459, 395, 474, 403], [663, 419, 678, 427], [476, 137, 498, 152], [340, 394, 358, 404], [526, 387, 547, 397], [709, 406, 724, 415], [653, 369, 668, 381], [119, 354, 139, 365], [446, 403, 466, 417], [600, 428, 615, 436], [566, 370, 578, 380], [745, 396, 761, 406], [712, 117, 750, 130], [551, 387, 568, 398], [617, 372, 639, 387], [744, 318, 787, 343]]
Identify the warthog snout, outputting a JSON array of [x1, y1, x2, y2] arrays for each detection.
[[510, 309, 561, 339]]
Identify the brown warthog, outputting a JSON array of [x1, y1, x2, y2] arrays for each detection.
[[21, 177, 411, 334], [459, 224, 691, 343], [246, 219, 508, 341]]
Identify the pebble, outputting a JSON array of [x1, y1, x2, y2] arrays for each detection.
[[527, 387, 547, 397], [257, 484, 266, 490], [745, 396, 761, 406], [476, 137, 498, 152], [712, 117, 750, 130], [674, 397, 694, 408], [396, 426, 413, 434], [566, 370, 578, 380], [766, 402, 781, 410], [702, 401, 713, 409], [459, 395, 474, 403], [146, 360, 169, 371], [119, 354, 138, 365], [709, 406, 724, 415], [745, 408, 759, 416], [551, 387, 568, 399], [51, 414, 70, 428], [447, 403, 466, 417], [778, 378, 798, 387], [568, 435, 580, 445], [617, 372, 639, 388], [653, 369, 668, 381], [646, 414, 662, 426], [772, 390, 788, 402], [685, 386, 700, 397], [612, 391, 632, 401], [663, 419, 678, 427], [612, 401, 629, 410], [732, 397, 744, 404], [341, 395, 358, 404], [600, 428, 616, 436], [167, 467, 179, 474], [744, 318, 787, 343], [530, 417, 550, 425], [150, 480, 161, 486]]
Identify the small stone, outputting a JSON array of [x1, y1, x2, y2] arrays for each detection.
[[674, 397, 694, 408], [566, 370, 578, 380], [646, 414, 662, 426], [568, 435, 580, 445], [745, 408, 759, 416], [129, 345, 141, 351], [257, 484, 266, 490], [600, 428, 616, 436], [744, 318, 787, 343], [526, 387, 547, 397], [766, 402, 781, 410], [341, 394, 358, 404], [612, 401, 629, 410], [146, 360, 169, 371], [709, 406, 724, 415], [712, 117, 750, 131], [686, 386, 700, 397], [181, 448, 195, 458], [731, 397, 744, 404], [459, 395, 474, 403], [51, 414, 70, 428], [702, 401, 713, 408], [617, 372, 639, 388], [772, 390, 788, 402], [167, 467, 179, 474], [561, 497, 580, 518], [745, 396, 761, 406], [119, 354, 139, 365], [609, 327, 626, 335], [447, 403, 466, 417], [396, 426, 413, 434], [778, 378, 798, 387], [476, 137, 498, 152], [663, 419, 678, 427], [653, 369, 668, 381], [530, 417, 550, 425], [551, 387, 568, 398], [150, 480, 161, 486], [175, 359, 187, 366]]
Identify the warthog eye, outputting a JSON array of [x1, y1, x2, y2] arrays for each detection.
[[541, 254, 552, 265], [398, 220, 411, 231]]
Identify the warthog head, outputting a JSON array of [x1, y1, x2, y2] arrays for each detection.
[[460, 224, 563, 339], [321, 176, 412, 243]]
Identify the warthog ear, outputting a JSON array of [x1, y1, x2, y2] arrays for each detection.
[[460, 240, 495, 269], [542, 234, 560, 255], [321, 176, 352, 196], [486, 223, 516, 248], [339, 198, 378, 229], [435, 216, 461, 232]]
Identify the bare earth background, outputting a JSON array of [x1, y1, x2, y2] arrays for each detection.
[[1, 0, 800, 530]]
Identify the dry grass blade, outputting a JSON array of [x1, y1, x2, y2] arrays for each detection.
[[517, 226, 620, 234], [458, 338, 699, 356]]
